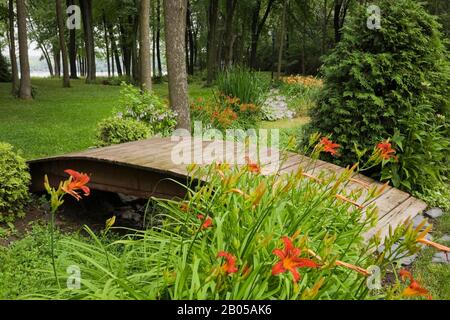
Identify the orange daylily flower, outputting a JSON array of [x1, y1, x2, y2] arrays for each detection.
[[399, 269, 431, 299], [349, 178, 371, 189], [301, 172, 322, 183], [251, 182, 266, 208], [335, 260, 371, 277], [197, 214, 213, 230], [377, 141, 397, 160], [417, 238, 450, 252], [61, 169, 90, 201], [245, 156, 261, 174], [217, 251, 238, 274], [306, 249, 370, 277], [319, 137, 340, 156], [272, 236, 320, 282], [335, 194, 364, 209]]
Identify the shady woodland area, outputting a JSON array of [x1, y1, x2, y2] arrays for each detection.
[[0, 0, 449, 300]]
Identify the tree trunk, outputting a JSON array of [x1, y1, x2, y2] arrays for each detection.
[[8, 0, 19, 95], [54, 46, 61, 78], [206, 0, 219, 85], [79, 0, 96, 83], [186, 1, 195, 75], [156, 0, 163, 78], [249, 0, 276, 69], [67, 0, 78, 79], [185, 1, 194, 75], [103, 12, 111, 78], [185, 26, 189, 75], [333, 0, 349, 43], [193, 25, 198, 69], [139, 0, 152, 91], [301, 0, 307, 74], [224, 0, 237, 68], [321, 0, 328, 56], [333, 0, 342, 43], [152, 5, 156, 77], [78, 54, 84, 76], [164, 0, 190, 130], [131, 16, 139, 83], [56, 0, 70, 87], [108, 25, 123, 77], [120, 22, 132, 78], [42, 48, 54, 77], [111, 35, 115, 77], [276, 0, 288, 81], [16, 0, 32, 100]]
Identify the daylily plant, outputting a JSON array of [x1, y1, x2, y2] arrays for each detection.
[[44, 169, 91, 285]]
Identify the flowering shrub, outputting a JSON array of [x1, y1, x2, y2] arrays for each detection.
[[191, 95, 261, 131], [0, 142, 30, 223], [116, 83, 177, 136], [35, 137, 450, 300]]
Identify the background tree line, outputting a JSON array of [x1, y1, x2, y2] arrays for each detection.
[[0, 0, 448, 102]]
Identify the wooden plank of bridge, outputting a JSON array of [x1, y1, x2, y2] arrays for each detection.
[[28, 137, 427, 243]]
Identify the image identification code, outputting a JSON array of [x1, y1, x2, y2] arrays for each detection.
[[177, 304, 272, 318]]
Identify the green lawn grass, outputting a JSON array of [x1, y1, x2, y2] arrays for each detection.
[[260, 116, 310, 129], [0, 78, 214, 160]]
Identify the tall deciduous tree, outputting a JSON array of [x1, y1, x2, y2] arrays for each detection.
[[79, 0, 95, 83], [224, 0, 237, 68], [155, 0, 162, 78], [16, 0, 32, 100], [139, 0, 152, 91], [67, 0, 77, 79], [56, 0, 70, 87], [276, 0, 288, 80], [164, 0, 190, 130], [206, 0, 219, 85], [8, 0, 19, 95], [249, 0, 276, 69], [333, 0, 350, 43]]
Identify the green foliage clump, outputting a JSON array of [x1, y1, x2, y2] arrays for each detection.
[[0, 54, 11, 83], [117, 83, 177, 136], [96, 117, 151, 147], [216, 67, 269, 105], [305, 0, 450, 199], [278, 81, 321, 117], [0, 142, 30, 222]]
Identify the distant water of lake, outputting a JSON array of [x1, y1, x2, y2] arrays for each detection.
[[31, 71, 111, 78]]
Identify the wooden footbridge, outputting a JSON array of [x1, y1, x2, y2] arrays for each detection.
[[28, 137, 427, 241]]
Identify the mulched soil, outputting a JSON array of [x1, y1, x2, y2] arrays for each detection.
[[0, 190, 149, 247]]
